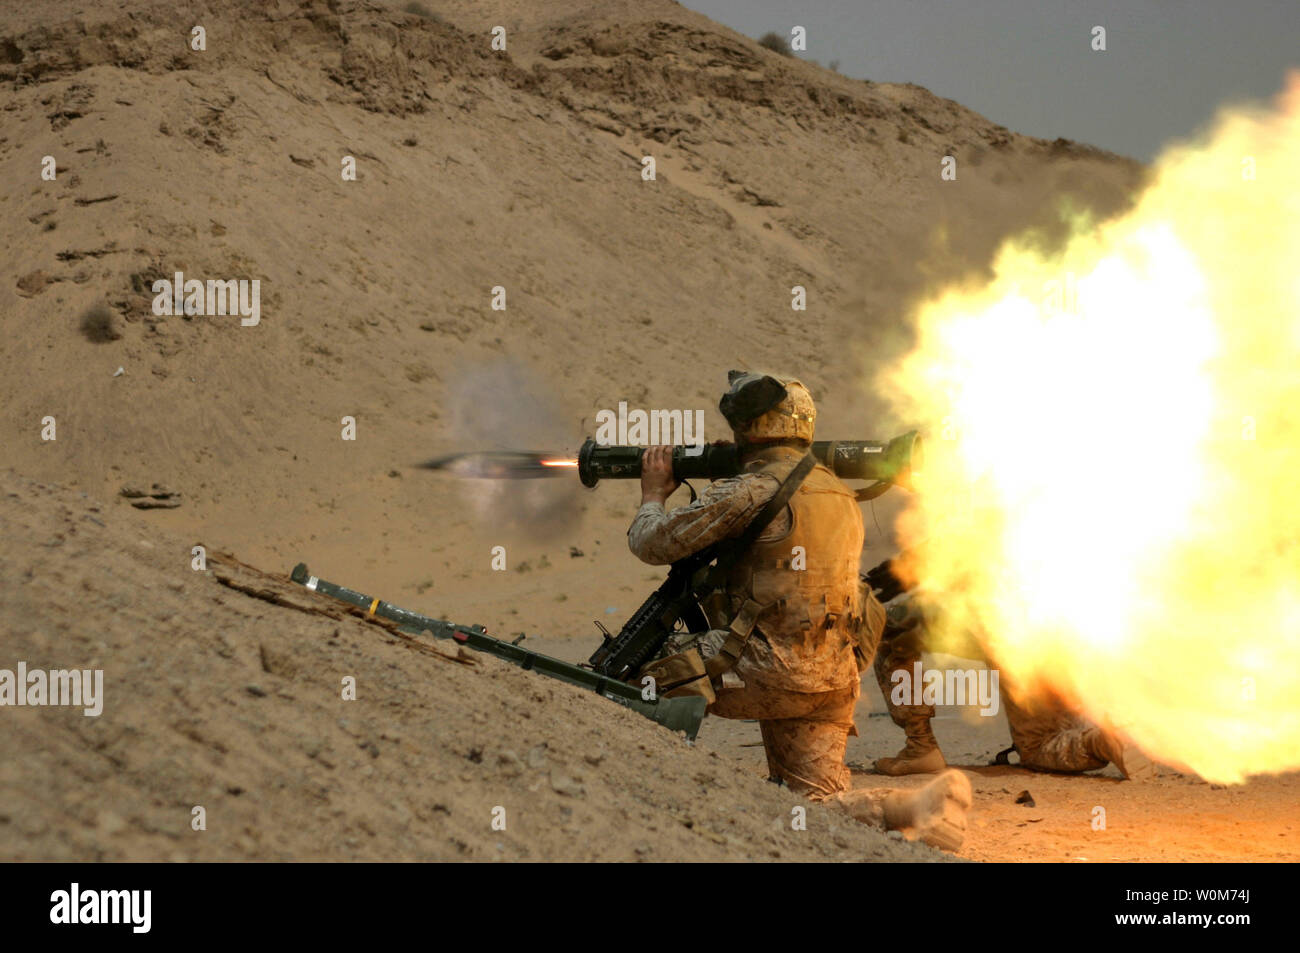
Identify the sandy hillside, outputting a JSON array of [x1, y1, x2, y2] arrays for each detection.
[[7, 0, 1290, 864], [0, 0, 1144, 637], [5, 470, 1295, 863], [0, 470, 944, 862]]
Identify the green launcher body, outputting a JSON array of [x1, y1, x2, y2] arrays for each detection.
[[577, 431, 922, 489], [289, 563, 708, 739]]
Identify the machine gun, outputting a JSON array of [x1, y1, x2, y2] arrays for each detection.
[[586, 543, 718, 681]]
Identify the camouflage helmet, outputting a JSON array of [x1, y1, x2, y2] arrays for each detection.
[[721, 371, 816, 445]]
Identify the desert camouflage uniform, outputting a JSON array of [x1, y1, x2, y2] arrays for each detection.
[[878, 598, 1114, 773], [629, 444, 868, 799], [999, 690, 1110, 772], [872, 609, 941, 765]]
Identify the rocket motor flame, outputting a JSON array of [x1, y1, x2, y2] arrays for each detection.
[[419, 451, 577, 479], [879, 75, 1300, 783]]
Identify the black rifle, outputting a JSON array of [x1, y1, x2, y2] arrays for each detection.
[[863, 550, 915, 604], [586, 543, 718, 681], [862, 547, 934, 641]]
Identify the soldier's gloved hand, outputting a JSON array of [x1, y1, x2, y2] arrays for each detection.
[[640, 445, 681, 505]]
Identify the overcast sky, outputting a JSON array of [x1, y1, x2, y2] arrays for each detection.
[[684, 0, 1300, 161]]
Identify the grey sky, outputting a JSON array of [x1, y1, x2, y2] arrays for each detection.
[[684, 0, 1300, 161]]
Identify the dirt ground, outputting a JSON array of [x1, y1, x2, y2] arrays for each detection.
[[528, 631, 1300, 863], [1, 0, 1294, 863], [4, 472, 1296, 863], [0, 471, 946, 862]]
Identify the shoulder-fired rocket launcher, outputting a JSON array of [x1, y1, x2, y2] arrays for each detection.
[[420, 431, 922, 501], [575, 432, 922, 497], [414, 431, 923, 686]]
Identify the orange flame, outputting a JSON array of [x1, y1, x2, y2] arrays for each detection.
[[878, 74, 1300, 783]]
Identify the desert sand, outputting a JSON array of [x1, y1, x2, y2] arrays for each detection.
[[2, 0, 1294, 862]]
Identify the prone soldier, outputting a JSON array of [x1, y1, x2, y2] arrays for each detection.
[[872, 596, 1154, 779]]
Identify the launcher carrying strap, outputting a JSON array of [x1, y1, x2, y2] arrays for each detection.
[[725, 451, 816, 558], [701, 452, 817, 679], [854, 481, 893, 502]]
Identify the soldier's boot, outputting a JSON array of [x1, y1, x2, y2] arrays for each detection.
[[875, 711, 946, 776], [1085, 727, 1155, 780]]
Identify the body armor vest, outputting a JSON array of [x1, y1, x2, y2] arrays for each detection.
[[710, 445, 866, 693]]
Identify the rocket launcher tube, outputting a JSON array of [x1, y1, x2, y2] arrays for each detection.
[[577, 431, 923, 490], [289, 563, 707, 739]]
